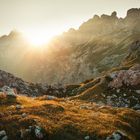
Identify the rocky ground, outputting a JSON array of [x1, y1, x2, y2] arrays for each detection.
[[0, 69, 74, 97]]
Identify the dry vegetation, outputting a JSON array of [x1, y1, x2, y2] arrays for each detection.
[[0, 95, 140, 140]]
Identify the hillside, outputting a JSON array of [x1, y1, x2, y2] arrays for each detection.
[[0, 95, 140, 140], [0, 39, 140, 139], [0, 8, 140, 85]]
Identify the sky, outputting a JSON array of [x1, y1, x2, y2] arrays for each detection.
[[0, 0, 139, 44]]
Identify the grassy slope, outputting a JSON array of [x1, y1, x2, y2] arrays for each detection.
[[0, 95, 140, 140]]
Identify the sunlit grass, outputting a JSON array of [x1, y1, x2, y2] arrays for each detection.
[[0, 94, 139, 139]]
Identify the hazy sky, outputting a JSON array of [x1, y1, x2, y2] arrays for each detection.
[[0, 0, 139, 43]]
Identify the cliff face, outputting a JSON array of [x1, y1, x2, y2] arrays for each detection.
[[0, 8, 140, 85], [39, 8, 140, 85]]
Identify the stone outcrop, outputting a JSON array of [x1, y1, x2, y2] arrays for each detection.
[[126, 8, 140, 19], [0, 70, 79, 97], [108, 64, 140, 88]]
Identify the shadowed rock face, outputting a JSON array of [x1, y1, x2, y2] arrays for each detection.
[[129, 41, 140, 52], [124, 41, 140, 63]]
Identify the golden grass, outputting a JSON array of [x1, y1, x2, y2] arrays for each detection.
[[0, 95, 140, 140]]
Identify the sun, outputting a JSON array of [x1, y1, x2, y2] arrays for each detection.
[[27, 36, 47, 46], [24, 30, 53, 47]]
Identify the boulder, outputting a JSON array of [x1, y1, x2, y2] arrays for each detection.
[[106, 130, 129, 140], [0, 130, 6, 137], [34, 126, 44, 139], [0, 130, 8, 140], [136, 90, 140, 94], [108, 65, 140, 88], [1, 86, 16, 97], [1, 136, 8, 140], [21, 113, 27, 118], [84, 135, 90, 140], [16, 105, 23, 110]]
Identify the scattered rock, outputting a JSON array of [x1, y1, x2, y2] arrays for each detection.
[[84, 135, 90, 140], [80, 105, 92, 110], [1, 135, 8, 140], [116, 89, 120, 93], [133, 104, 140, 110], [38, 95, 57, 100], [108, 73, 117, 79], [16, 105, 23, 110], [21, 113, 27, 118], [47, 95, 56, 100], [0, 86, 17, 101], [106, 130, 128, 140], [0, 130, 8, 140], [1, 86, 16, 96], [20, 129, 31, 139], [20, 125, 45, 139], [135, 90, 140, 94], [0, 130, 6, 137], [123, 93, 126, 97], [34, 126, 44, 139]]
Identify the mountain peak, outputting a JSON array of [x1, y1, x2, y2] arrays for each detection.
[[111, 11, 117, 17], [125, 8, 140, 20], [8, 30, 22, 38]]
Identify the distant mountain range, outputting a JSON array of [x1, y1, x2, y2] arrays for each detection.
[[0, 8, 140, 85]]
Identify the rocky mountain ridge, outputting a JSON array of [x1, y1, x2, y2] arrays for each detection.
[[0, 8, 140, 86]]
